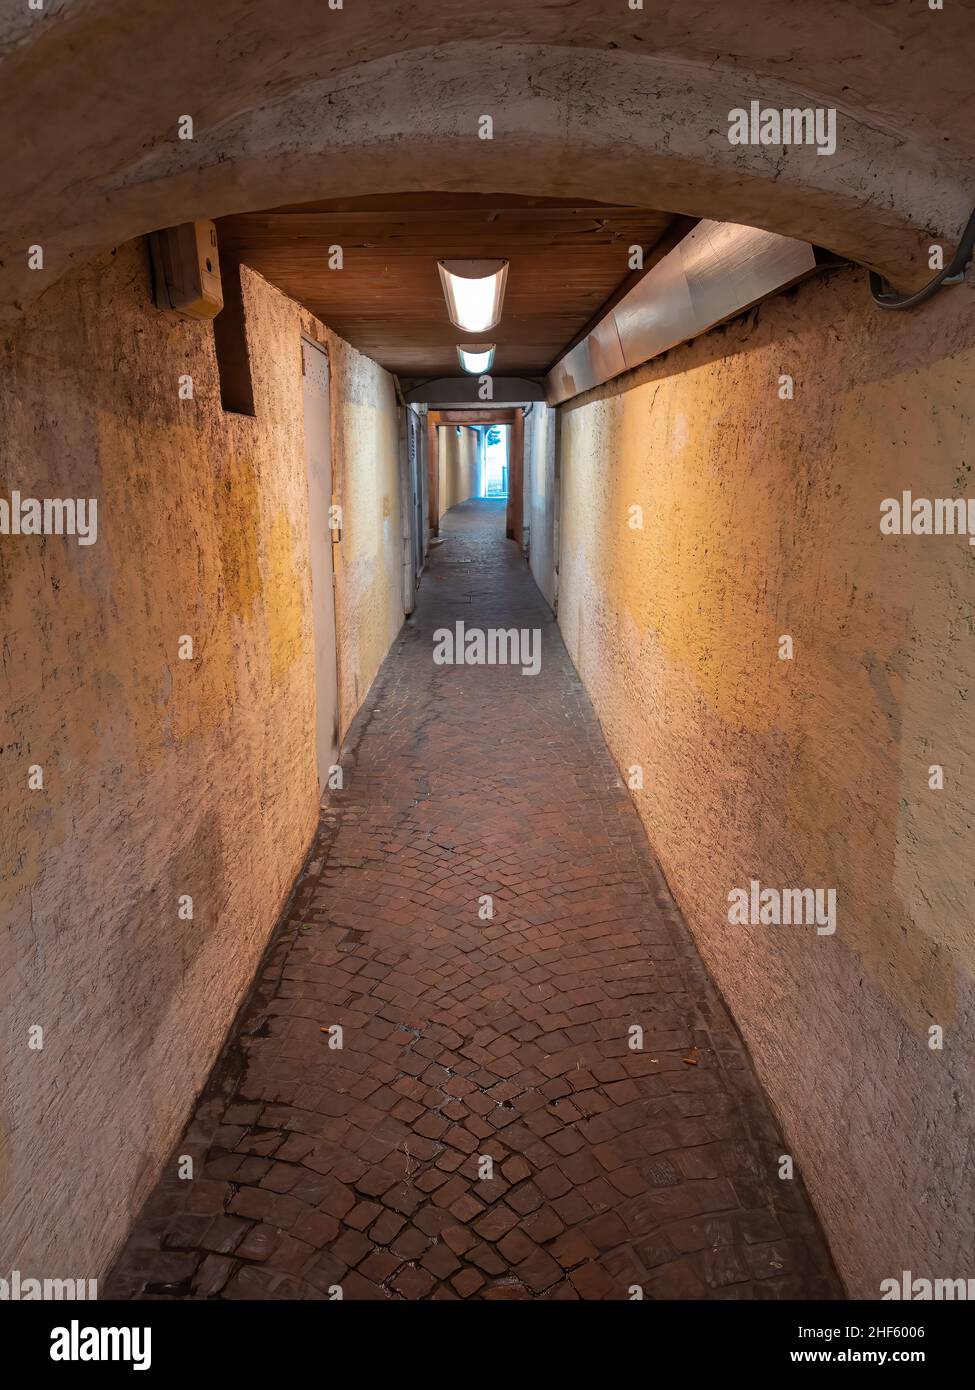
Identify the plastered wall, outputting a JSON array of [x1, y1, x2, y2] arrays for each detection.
[[326, 332, 404, 732], [556, 267, 975, 1297], [526, 404, 558, 609], [0, 243, 402, 1280], [438, 425, 477, 519]]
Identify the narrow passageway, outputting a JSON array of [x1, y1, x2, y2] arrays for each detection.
[[8, 5, 975, 1339], [106, 499, 840, 1301]]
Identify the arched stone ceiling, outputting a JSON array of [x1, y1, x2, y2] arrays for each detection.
[[2, 0, 972, 326]]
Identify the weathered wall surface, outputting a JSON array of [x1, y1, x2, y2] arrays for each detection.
[[325, 331, 403, 734], [4, 0, 973, 330], [438, 425, 477, 519], [0, 243, 339, 1280], [556, 266, 975, 1298], [526, 404, 558, 609]]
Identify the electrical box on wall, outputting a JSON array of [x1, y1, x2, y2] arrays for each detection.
[[150, 220, 223, 319]]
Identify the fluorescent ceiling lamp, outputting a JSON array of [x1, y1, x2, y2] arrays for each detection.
[[457, 343, 496, 374], [438, 259, 509, 333]]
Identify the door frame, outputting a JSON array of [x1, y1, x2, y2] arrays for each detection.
[[300, 333, 341, 796], [425, 407, 523, 541]]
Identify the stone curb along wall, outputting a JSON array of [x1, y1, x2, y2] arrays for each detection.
[[0, 243, 401, 1279], [554, 266, 975, 1298]]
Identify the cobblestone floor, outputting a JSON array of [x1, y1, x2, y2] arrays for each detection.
[[106, 499, 842, 1301]]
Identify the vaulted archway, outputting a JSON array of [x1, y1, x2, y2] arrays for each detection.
[[3, 3, 973, 324]]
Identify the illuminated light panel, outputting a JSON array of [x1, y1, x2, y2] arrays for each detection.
[[457, 343, 496, 374], [438, 259, 509, 333]]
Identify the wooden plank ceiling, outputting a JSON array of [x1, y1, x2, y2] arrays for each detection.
[[216, 194, 677, 379]]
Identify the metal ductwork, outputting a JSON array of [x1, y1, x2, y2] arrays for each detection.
[[545, 220, 831, 406]]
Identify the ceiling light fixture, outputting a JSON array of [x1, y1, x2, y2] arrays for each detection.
[[438, 259, 509, 333], [457, 343, 496, 374]]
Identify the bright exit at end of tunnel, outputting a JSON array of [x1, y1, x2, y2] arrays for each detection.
[[1, 0, 974, 1372]]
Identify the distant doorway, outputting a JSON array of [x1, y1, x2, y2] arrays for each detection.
[[426, 408, 523, 545], [480, 424, 509, 499]]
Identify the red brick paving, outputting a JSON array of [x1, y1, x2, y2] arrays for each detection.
[[106, 499, 841, 1300]]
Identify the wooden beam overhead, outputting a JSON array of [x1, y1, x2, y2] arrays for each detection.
[[435, 409, 518, 424]]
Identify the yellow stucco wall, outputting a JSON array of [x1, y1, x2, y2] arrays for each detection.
[[438, 425, 477, 519], [0, 244, 398, 1280], [326, 332, 404, 733], [557, 266, 975, 1297]]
